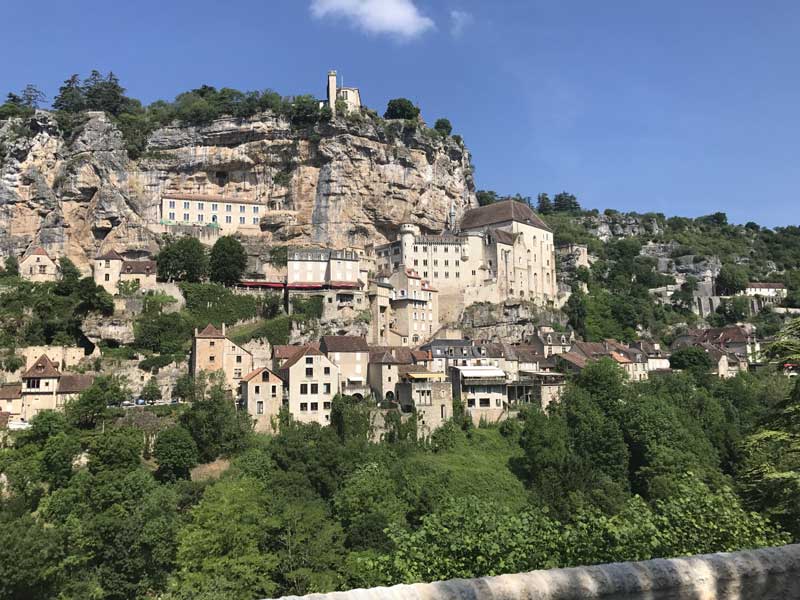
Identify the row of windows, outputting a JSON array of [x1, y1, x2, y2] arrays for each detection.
[[467, 398, 502, 408], [167, 200, 259, 213], [299, 383, 332, 395], [299, 401, 332, 411], [412, 245, 459, 253], [168, 212, 258, 225], [414, 259, 460, 268]]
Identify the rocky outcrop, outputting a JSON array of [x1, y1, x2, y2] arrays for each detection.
[[459, 301, 566, 344], [81, 313, 136, 346], [584, 212, 663, 241], [0, 110, 476, 269]]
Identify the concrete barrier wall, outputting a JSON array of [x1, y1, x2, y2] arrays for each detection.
[[272, 544, 800, 600]]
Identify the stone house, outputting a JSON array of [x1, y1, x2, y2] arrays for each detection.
[[0, 383, 22, 419], [18, 355, 93, 421], [190, 324, 254, 392], [93, 250, 157, 294], [367, 351, 400, 403], [672, 325, 760, 364], [324, 70, 361, 116], [450, 365, 508, 426], [240, 367, 287, 433], [395, 365, 451, 438], [160, 193, 262, 235], [19, 247, 59, 282], [278, 345, 340, 426], [320, 335, 370, 400], [374, 200, 557, 317], [630, 340, 671, 371], [384, 268, 439, 347], [529, 326, 574, 357]]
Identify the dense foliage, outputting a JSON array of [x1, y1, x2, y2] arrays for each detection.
[[1, 332, 797, 600]]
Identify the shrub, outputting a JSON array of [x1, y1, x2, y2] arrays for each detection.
[[384, 98, 420, 120], [433, 118, 452, 136]]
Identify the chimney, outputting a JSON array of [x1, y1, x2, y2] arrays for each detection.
[[194, 327, 198, 336], [222, 323, 226, 336]]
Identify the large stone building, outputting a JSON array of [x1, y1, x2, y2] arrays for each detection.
[[241, 367, 287, 433], [15, 355, 93, 421], [374, 199, 557, 318], [320, 336, 370, 399], [93, 250, 157, 294], [324, 69, 361, 116], [160, 193, 263, 235], [277, 345, 340, 426], [190, 324, 254, 391]]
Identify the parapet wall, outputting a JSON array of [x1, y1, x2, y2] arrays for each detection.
[[272, 544, 800, 600]]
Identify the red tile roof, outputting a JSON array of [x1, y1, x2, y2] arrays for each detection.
[[57, 374, 94, 394], [22, 355, 61, 378], [96, 250, 124, 261], [122, 260, 156, 275], [0, 383, 21, 401], [320, 335, 369, 353], [196, 324, 225, 338]]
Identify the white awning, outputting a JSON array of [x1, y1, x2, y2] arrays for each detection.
[[347, 376, 365, 383], [455, 366, 506, 378]]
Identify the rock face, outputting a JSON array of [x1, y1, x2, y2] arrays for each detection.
[[459, 301, 566, 344], [0, 110, 476, 269], [584, 212, 662, 241]]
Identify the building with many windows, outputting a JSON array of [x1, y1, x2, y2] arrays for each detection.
[[160, 193, 262, 234], [93, 250, 157, 294], [373, 199, 557, 318], [19, 247, 59, 282], [241, 367, 287, 433], [277, 345, 340, 426], [190, 324, 254, 392]]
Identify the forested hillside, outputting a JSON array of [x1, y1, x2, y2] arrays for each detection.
[[2, 333, 800, 599]]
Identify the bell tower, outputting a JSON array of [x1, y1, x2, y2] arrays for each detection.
[[327, 70, 338, 114]]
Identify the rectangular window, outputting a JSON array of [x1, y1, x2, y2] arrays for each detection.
[[197, 202, 204, 210], [168, 212, 175, 220], [310, 402, 318, 411], [480, 398, 491, 407], [168, 200, 175, 208], [226, 204, 232, 212], [467, 398, 475, 408], [252, 218, 259, 225], [234, 369, 242, 379], [197, 214, 204, 222], [209, 355, 215, 363], [324, 366, 330, 375], [305, 367, 313, 377], [256, 401, 264, 414], [236, 355, 242, 364], [253, 206, 259, 213], [300, 384, 308, 394], [239, 217, 245, 224], [310, 383, 318, 394], [211, 203, 218, 211], [271, 385, 277, 397], [239, 205, 245, 213], [323, 401, 331, 410], [225, 216, 232, 223], [104, 273, 110, 281], [323, 383, 331, 394], [300, 402, 308, 411], [306, 357, 313, 364], [183, 213, 190, 221], [183, 201, 190, 209], [254, 385, 260, 394]]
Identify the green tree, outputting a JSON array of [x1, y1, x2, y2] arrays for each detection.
[[475, 190, 498, 206], [53, 74, 86, 113], [4, 254, 19, 277], [0, 515, 64, 599], [154, 426, 198, 481], [41, 432, 81, 488], [716, 264, 749, 295], [565, 285, 588, 340], [553, 191, 581, 213], [83, 70, 126, 115], [20, 84, 46, 109], [288, 95, 323, 127], [536, 193, 553, 214], [66, 375, 129, 428], [669, 346, 713, 374], [179, 377, 250, 462], [433, 118, 452, 136], [157, 237, 208, 283], [88, 427, 143, 473], [209, 236, 247, 286], [141, 377, 162, 404], [384, 98, 420, 120]]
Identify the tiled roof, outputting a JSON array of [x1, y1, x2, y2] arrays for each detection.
[[490, 228, 517, 246], [242, 367, 283, 383], [57, 374, 94, 394], [410, 350, 430, 362], [162, 193, 262, 206], [369, 346, 417, 364], [0, 383, 21, 400], [556, 352, 588, 369], [122, 260, 156, 275], [371, 351, 399, 365], [96, 250, 124, 261], [281, 345, 325, 371], [22, 355, 61, 378], [398, 364, 433, 376], [747, 282, 785, 289], [196, 324, 225, 339], [320, 335, 369, 353], [29, 246, 51, 257], [460, 199, 551, 232]]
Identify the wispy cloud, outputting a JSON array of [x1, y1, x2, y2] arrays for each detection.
[[449, 9, 473, 38], [310, 0, 434, 39]]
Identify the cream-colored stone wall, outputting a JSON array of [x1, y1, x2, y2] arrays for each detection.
[[20, 253, 58, 282], [242, 370, 285, 433], [160, 196, 261, 234], [285, 354, 339, 426], [191, 335, 253, 392]]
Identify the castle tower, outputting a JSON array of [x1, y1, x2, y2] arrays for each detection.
[[327, 70, 338, 115]]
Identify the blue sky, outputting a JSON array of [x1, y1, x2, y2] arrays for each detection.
[[2, 0, 798, 227]]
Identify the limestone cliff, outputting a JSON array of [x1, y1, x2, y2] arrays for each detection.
[[0, 110, 476, 269]]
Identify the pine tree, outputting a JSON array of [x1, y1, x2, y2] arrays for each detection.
[[53, 74, 86, 113]]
